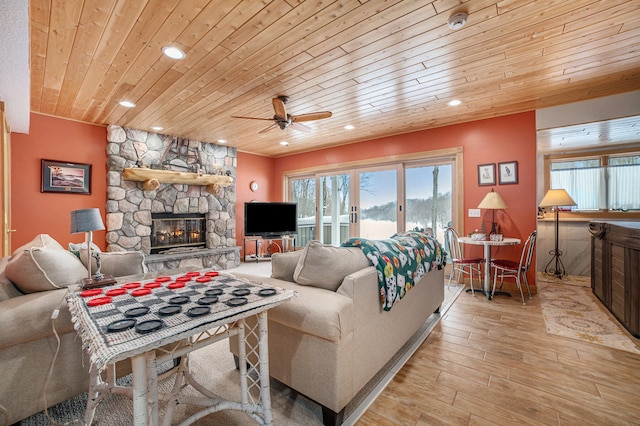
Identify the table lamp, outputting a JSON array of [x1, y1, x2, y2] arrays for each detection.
[[71, 208, 106, 288], [477, 189, 507, 235], [538, 189, 577, 279]]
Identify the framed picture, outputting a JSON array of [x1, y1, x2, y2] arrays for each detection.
[[477, 163, 496, 186], [41, 159, 92, 194], [498, 161, 518, 185]]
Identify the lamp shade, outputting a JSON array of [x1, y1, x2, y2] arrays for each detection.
[[477, 190, 507, 210], [538, 189, 577, 208], [70, 208, 105, 234]]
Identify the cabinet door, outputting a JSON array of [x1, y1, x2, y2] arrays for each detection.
[[610, 244, 626, 324], [591, 237, 604, 302]]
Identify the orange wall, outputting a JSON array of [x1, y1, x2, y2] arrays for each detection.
[[269, 111, 537, 270], [236, 151, 276, 257], [10, 113, 108, 250], [10, 112, 537, 282]]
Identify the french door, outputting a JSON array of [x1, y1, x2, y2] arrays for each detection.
[[288, 153, 457, 247]]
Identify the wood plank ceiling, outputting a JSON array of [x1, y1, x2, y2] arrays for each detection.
[[30, 0, 640, 157]]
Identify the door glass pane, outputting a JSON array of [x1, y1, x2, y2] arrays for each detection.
[[320, 174, 350, 246], [405, 164, 452, 242], [359, 169, 397, 239], [291, 178, 316, 247]]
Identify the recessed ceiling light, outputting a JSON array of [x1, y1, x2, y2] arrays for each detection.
[[217, 139, 227, 144], [162, 46, 185, 60], [344, 125, 355, 130], [448, 99, 462, 106], [119, 100, 136, 108], [280, 141, 289, 146], [151, 126, 163, 131]]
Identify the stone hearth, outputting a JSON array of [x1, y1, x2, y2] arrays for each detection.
[[105, 125, 240, 271]]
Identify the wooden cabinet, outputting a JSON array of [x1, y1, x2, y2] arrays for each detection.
[[590, 221, 640, 338]]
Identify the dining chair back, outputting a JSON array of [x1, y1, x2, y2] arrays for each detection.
[[444, 227, 484, 294], [491, 230, 536, 304]]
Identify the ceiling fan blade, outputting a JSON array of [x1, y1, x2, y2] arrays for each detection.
[[272, 97, 287, 119], [291, 111, 332, 122], [259, 123, 278, 134], [291, 122, 313, 133], [231, 115, 274, 121]]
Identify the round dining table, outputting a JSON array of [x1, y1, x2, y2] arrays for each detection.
[[458, 236, 521, 299]]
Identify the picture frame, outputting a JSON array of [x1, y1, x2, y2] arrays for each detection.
[[498, 161, 518, 185], [41, 159, 92, 194], [477, 163, 496, 186]]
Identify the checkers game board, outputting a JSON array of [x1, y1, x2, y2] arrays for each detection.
[[67, 270, 292, 369]]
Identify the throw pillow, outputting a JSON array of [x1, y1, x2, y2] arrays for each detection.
[[271, 251, 303, 282], [5, 234, 88, 293], [0, 257, 23, 301], [69, 241, 102, 258], [293, 240, 370, 291], [79, 249, 146, 277]]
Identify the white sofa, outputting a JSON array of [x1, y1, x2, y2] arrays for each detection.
[[0, 234, 146, 425], [230, 239, 445, 425]]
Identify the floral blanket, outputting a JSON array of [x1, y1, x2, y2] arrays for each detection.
[[342, 231, 446, 311]]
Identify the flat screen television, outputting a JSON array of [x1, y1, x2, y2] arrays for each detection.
[[244, 202, 297, 237]]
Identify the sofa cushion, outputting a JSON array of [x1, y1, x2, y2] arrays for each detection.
[[271, 251, 303, 282], [293, 240, 370, 291], [231, 274, 354, 342], [5, 234, 88, 293]]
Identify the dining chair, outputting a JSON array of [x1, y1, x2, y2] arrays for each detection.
[[491, 230, 536, 304], [443, 227, 484, 294]]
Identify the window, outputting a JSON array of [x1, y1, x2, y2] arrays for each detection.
[[549, 153, 640, 212]]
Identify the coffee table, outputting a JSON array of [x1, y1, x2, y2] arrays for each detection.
[[66, 269, 294, 425]]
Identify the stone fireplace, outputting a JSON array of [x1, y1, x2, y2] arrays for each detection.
[[150, 212, 206, 254], [105, 125, 240, 271]]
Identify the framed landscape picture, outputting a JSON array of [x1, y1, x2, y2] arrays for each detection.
[[477, 163, 496, 186], [498, 161, 518, 185], [41, 159, 92, 194]]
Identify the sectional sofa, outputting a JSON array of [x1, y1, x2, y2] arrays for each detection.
[[230, 237, 445, 425]]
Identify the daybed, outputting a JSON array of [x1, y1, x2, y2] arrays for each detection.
[[0, 234, 146, 425], [230, 233, 445, 425]]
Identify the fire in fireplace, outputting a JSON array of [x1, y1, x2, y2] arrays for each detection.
[[151, 213, 206, 254]]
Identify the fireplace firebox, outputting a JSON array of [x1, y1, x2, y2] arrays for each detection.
[[151, 213, 206, 254]]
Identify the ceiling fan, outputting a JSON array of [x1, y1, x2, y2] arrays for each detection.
[[231, 96, 332, 134]]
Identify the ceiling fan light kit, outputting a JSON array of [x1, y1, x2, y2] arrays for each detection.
[[448, 12, 468, 30]]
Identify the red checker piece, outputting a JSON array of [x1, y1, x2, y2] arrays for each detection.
[[80, 289, 103, 298], [87, 296, 112, 307], [144, 282, 162, 289], [195, 276, 211, 283], [175, 276, 192, 282], [131, 288, 151, 297], [205, 271, 219, 277], [186, 271, 201, 277], [155, 276, 171, 283], [167, 281, 185, 289], [105, 288, 127, 297], [123, 282, 141, 289]]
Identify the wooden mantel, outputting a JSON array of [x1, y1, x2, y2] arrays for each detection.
[[122, 168, 233, 193]]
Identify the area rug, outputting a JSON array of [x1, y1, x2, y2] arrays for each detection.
[[538, 283, 640, 354], [21, 308, 448, 426]]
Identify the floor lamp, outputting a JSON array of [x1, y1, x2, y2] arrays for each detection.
[[538, 189, 577, 279]]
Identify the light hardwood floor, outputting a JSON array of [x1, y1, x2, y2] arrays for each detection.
[[358, 286, 640, 426]]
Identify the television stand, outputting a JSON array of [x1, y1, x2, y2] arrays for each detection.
[[243, 235, 296, 263]]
